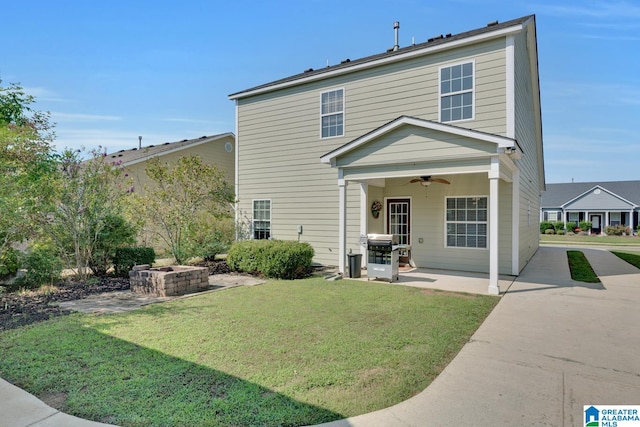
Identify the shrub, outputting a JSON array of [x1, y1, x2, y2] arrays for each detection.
[[183, 216, 234, 261], [89, 214, 137, 277], [552, 222, 565, 233], [605, 225, 626, 236], [557, 229, 565, 235], [14, 246, 63, 290], [565, 221, 576, 233], [539, 221, 554, 234], [0, 247, 19, 279], [227, 240, 314, 279], [114, 247, 156, 277], [579, 221, 592, 231], [544, 228, 555, 235]]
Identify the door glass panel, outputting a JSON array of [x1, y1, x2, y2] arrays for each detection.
[[387, 199, 410, 246]]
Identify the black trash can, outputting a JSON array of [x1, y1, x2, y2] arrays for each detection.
[[347, 253, 362, 278]]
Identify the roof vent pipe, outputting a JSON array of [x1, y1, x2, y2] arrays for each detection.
[[393, 21, 400, 51], [138, 135, 142, 149]]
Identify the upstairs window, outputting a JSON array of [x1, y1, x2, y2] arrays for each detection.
[[440, 62, 474, 122], [253, 199, 271, 240], [321, 88, 344, 138]]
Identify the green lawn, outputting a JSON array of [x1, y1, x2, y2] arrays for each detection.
[[566, 250, 600, 283], [541, 234, 640, 246], [0, 278, 498, 427], [611, 250, 640, 269]]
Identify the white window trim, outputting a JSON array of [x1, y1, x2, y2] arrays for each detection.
[[252, 198, 272, 240], [438, 59, 476, 123], [444, 195, 488, 250], [320, 87, 345, 139], [383, 196, 413, 247], [547, 211, 558, 222]]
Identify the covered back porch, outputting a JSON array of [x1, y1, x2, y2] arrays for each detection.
[[321, 116, 522, 294]]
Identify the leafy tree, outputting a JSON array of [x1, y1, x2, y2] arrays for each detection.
[[47, 148, 135, 279], [129, 155, 235, 264], [0, 80, 57, 270]]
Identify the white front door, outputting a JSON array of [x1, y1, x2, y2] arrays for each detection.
[[590, 214, 601, 234]]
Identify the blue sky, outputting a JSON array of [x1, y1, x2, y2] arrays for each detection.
[[1, 0, 638, 183]]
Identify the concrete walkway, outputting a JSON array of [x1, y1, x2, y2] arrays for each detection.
[[1, 246, 639, 426], [319, 246, 640, 426]]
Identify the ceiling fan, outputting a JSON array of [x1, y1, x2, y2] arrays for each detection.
[[409, 176, 451, 186]]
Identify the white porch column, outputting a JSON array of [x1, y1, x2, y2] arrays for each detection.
[[585, 211, 590, 234], [338, 170, 347, 274], [511, 168, 520, 275], [605, 211, 609, 233], [488, 160, 500, 295], [360, 183, 368, 267]]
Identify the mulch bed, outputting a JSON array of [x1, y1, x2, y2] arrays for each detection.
[[0, 260, 232, 331], [0, 277, 130, 331]]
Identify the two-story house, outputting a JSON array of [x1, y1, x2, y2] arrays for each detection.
[[229, 15, 544, 294]]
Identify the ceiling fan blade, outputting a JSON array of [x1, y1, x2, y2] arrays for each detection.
[[431, 178, 451, 184], [409, 178, 422, 183]]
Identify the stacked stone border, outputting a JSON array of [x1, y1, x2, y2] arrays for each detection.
[[130, 265, 208, 297]]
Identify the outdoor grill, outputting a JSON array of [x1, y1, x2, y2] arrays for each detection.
[[366, 233, 400, 282]]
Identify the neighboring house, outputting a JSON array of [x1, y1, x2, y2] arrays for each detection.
[[108, 132, 235, 250], [229, 15, 544, 294], [114, 133, 235, 193], [541, 181, 640, 234]]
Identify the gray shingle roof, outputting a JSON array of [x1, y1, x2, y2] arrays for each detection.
[[105, 132, 234, 166], [541, 181, 640, 208], [229, 15, 534, 99]]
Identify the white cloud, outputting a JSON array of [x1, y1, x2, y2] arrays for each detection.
[[22, 86, 72, 103], [52, 112, 122, 122], [543, 81, 640, 106]]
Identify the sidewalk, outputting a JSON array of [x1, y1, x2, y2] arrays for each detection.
[[1, 246, 639, 426]]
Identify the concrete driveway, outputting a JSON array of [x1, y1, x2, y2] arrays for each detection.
[[320, 245, 640, 426]]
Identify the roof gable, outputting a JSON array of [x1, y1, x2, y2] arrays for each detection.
[[564, 185, 637, 210], [320, 116, 515, 165], [541, 181, 640, 208], [106, 133, 235, 166]]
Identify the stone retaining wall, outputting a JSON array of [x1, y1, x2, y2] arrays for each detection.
[[129, 265, 209, 297]]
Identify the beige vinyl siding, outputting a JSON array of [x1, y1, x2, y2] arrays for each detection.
[[513, 26, 543, 269], [236, 38, 510, 267], [336, 126, 497, 168], [375, 174, 512, 274]]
